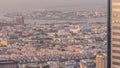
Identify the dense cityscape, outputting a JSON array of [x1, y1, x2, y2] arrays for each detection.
[[0, 9, 107, 68]]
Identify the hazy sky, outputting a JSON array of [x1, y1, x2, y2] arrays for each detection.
[[0, 0, 107, 13], [0, 0, 107, 7]]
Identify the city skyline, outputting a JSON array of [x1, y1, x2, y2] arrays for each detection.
[[0, 0, 107, 68]]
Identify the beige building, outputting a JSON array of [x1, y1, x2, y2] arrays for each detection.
[[96, 53, 107, 68], [79, 62, 85, 68], [112, 0, 120, 68]]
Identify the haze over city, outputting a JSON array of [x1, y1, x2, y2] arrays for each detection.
[[0, 0, 107, 13]]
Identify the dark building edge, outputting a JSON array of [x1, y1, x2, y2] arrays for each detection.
[[107, 0, 111, 68]]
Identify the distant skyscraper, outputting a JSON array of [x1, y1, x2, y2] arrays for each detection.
[[96, 53, 107, 68], [13, 16, 24, 24], [111, 0, 120, 68]]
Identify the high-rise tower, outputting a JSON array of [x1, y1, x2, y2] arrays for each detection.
[[111, 0, 120, 68]]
